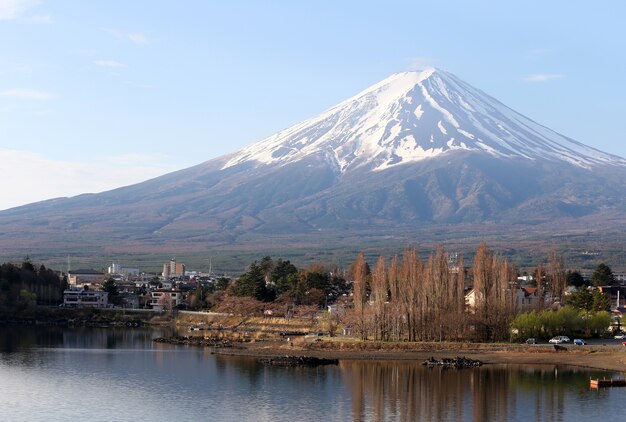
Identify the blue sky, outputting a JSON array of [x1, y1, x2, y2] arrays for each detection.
[[1, 0, 625, 210]]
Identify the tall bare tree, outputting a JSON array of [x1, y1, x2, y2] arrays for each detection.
[[547, 250, 566, 305], [370, 256, 388, 341], [352, 252, 369, 340]]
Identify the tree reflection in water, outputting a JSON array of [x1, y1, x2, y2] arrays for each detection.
[[340, 361, 611, 422]]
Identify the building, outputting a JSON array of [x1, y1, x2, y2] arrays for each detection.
[[119, 293, 140, 309], [107, 262, 140, 276], [149, 289, 182, 311], [465, 287, 541, 312], [597, 286, 626, 305], [516, 287, 540, 310], [63, 289, 109, 308], [68, 269, 107, 288], [162, 259, 185, 279]]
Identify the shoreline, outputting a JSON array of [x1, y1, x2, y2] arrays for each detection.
[[205, 340, 626, 373]]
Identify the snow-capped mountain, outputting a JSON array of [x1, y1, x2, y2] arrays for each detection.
[[1, 69, 625, 262], [225, 68, 625, 172]]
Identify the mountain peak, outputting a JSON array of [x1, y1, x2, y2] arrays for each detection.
[[223, 70, 625, 173]]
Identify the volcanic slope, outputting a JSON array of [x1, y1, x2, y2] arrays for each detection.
[[1, 68, 625, 259]]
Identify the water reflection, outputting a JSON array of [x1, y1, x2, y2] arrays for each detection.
[[0, 325, 64, 352], [0, 327, 623, 422], [0, 325, 175, 352], [340, 361, 612, 422]]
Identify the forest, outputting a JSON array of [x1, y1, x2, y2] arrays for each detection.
[[0, 259, 67, 309]]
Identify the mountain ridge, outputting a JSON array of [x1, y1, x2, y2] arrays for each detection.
[[1, 69, 625, 264], [223, 68, 625, 173]]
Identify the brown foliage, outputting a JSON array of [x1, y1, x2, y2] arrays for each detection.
[[348, 243, 519, 343], [214, 295, 265, 316]]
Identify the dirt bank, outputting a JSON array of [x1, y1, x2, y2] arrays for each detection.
[[208, 338, 626, 373]]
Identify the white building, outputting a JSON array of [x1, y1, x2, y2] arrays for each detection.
[[63, 289, 109, 308], [67, 270, 107, 288], [107, 262, 140, 276], [149, 289, 182, 311]]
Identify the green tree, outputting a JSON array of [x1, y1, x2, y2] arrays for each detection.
[[591, 263, 615, 287], [216, 277, 230, 291], [0, 261, 65, 308], [591, 290, 611, 312], [566, 270, 586, 288], [231, 262, 273, 301], [271, 259, 299, 294], [18, 289, 37, 309], [259, 256, 274, 280], [511, 310, 542, 339], [21, 257, 35, 273], [102, 278, 121, 305], [588, 311, 612, 336], [566, 288, 593, 311]]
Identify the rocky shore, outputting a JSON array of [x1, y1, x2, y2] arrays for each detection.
[[259, 356, 339, 366], [148, 332, 626, 373], [423, 356, 482, 368], [207, 339, 626, 373], [154, 335, 236, 348]]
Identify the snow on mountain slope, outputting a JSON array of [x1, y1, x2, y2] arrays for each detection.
[[224, 68, 625, 172]]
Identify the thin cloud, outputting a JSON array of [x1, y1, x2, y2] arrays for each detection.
[[406, 56, 437, 71], [0, 88, 54, 100], [0, 0, 38, 20], [128, 33, 148, 44], [104, 28, 149, 44], [94, 60, 127, 68], [0, 149, 178, 211], [523, 73, 565, 82]]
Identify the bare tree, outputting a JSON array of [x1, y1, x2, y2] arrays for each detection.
[[352, 252, 369, 340], [471, 243, 518, 341], [547, 250, 566, 305], [370, 256, 387, 341], [535, 263, 545, 311]]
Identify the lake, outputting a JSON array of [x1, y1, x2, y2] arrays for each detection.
[[0, 326, 624, 421]]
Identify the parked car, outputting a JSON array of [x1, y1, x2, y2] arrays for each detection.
[[573, 339, 586, 345], [614, 333, 625, 340], [549, 336, 571, 344], [525, 338, 537, 344]]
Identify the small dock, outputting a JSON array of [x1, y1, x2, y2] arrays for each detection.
[[590, 378, 626, 388]]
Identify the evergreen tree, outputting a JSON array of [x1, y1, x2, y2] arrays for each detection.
[[566, 270, 586, 288], [102, 278, 121, 305], [232, 262, 272, 301], [591, 263, 615, 286], [566, 287, 593, 311], [271, 259, 298, 294], [591, 290, 611, 312]]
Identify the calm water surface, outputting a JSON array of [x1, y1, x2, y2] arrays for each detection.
[[1, 326, 625, 421]]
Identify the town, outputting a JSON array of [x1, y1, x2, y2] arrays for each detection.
[[48, 248, 626, 343]]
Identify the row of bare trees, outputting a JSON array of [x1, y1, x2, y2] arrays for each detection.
[[349, 244, 530, 342]]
